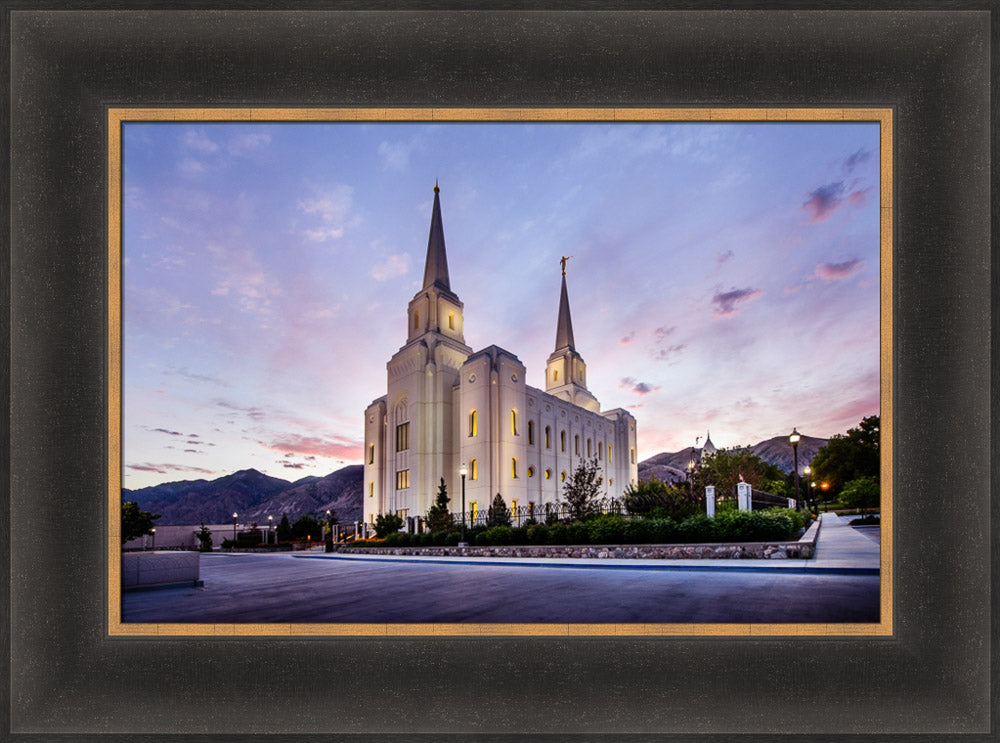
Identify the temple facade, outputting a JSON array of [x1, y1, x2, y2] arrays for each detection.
[[363, 185, 637, 525]]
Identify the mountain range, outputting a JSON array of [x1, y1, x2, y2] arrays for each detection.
[[123, 434, 828, 526]]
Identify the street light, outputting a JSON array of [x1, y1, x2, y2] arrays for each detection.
[[459, 465, 468, 546], [325, 509, 334, 552], [232, 512, 238, 549], [150, 527, 156, 551], [803, 465, 812, 511], [789, 428, 801, 510], [267, 514, 274, 544], [686, 457, 695, 499]]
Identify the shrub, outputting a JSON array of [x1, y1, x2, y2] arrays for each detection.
[[586, 514, 627, 544], [566, 521, 590, 545], [477, 526, 513, 546], [675, 514, 716, 542], [711, 510, 798, 542], [446, 532, 461, 546], [431, 530, 451, 546], [526, 523, 550, 544], [374, 512, 404, 538], [623, 518, 654, 544], [547, 522, 569, 544], [624, 478, 700, 520], [486, 493, 512, 527], [646, 517, 679, 543]]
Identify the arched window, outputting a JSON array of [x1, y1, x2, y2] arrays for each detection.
[[587, 438, 592, 457], [448, 311, 455, 330], [545, 426, 551, 449], [511, 409, 518, 436], [560, 430, 566, 452], [545, 468, 551, 479], [609, 478, 614, 487], [528, 466, 535, 478], [630, 447, 636, 464], [574, 434, 580, 455], [599, 441, 603, 461], [369, 481, 374, 497], [413, 310, 419, 330], [560, 471, 567, 482], [609, 444, 613, 463], [528, 420, 535, 445], [368, 443, 374, 464], [553, 369, 559, 382], [512, 458, 519, 479], [470, 458, 478, 481], [469, 410, 477, 437]]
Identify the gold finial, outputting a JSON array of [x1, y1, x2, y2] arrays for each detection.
[[434, 179, 439, 194], [560, 255, 573, 276]]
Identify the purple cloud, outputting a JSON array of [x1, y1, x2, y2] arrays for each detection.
[[151, 428, 183, 436], [619, 377, 660, 395], [717, 250, 734, 264], [814, 259, 864, 281], [620, 331, 636, 345], [712, 287, 762, 316], [803, 182, 846, 222], [843, 149, 871, 173], [126, 462, 215, 474]]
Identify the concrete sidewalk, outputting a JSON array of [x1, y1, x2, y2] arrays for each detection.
[[294, 513, 880, 575]]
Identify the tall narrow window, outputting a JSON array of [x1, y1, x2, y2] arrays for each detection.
[[630, 447, 636, 464], [395, 470, 410, 490], [560, 430, 566, 452], [609, 444, 613, 463], [553, 369, 559, 382], [528, 466, 535, 478], [470, 458, 477, 481], [545, 426, 551, 449], [470, 502, 478, 520], [469, 410, 477, 437], [560, 471, 567, 482], [413, 311, 419, 330], [448, 311, 455, 330], [599, 442, 604, 461], [511, 409, 518, 436], [545, 468, 551, 479], [368, 443, 374, 464], [395, 422, 410, 451], [512, 457, 518, 479], [587, 438, 592, 457], [369, 481, 374, 497], [511, 500, 519, 519], [528, 420, 535, 445], [574, 434, 580, 455]]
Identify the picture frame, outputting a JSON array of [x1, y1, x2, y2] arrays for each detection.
[[6, 5, 993, 739]]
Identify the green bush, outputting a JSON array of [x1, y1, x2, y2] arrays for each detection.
[[566, 521, 590, 545], [526, 523, 550, 544], [477, 526, 514, 546], [675, 514, 716, 542], [431, 530, 451, 546], [374, 512, 404, 538], [586, 514, 628, 544], [711, 509, 799, 542], [623, 518, 653, 544], [547, 523, 569, 544], [645, 517, 679, 543], [446, 532, 461, 546]]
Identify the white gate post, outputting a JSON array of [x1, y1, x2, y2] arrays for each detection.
[[705, 485, 716, 518], [737, 482, 751, 512]]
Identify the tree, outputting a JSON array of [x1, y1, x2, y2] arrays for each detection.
[[121, 501, 160, 544], [426, 477, 454, 532], [276, 513, 292, 542], [196, 523, 213, 552], [623, 477, 699, 519], [810, 415, 880, 497], [839, 476, 880, 517], [373, 512, 404, 538], [486, 493, 512, 527], [694, 448, 786, 502], [292, 514, 322, 540], [562, 458, 603, 521]]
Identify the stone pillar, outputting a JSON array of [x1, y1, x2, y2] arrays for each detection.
[[788, 498, 796, 510], [705, 485, 716, 518], [737, 482, 751, 512]]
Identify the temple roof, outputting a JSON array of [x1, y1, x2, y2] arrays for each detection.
[[421, 183, 450, 292]]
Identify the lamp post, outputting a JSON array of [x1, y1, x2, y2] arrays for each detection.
[[789, 428, 801, 510], [686, 457, 695, 499], [232, 512, 238, 549], [267, 514, 274, 544], [150, 527, 156, 551], [803, 465, 812, 513], [459, 465, 468, 546], [325, 509, 334, 552]]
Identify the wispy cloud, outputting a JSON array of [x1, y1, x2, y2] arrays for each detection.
[[298, 185, 356, 242], [814, 258, 865, 281], [712, 287, 762, 316], [378, 140, 412, 170], [619, 377, 660, 395], [371, 253, 411, 281], [717, 250, 734, 264], [620, 331, 636, 345], [182, 129, 219, 154], [267, 433, 362, 460], [216, 401, 266, 421], [227, 131, 271, 156], [126, 462, 216, 475], [803, 182, 845, 222], [843, 148, 871, 173]]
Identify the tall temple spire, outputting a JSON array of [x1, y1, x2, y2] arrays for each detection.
[[554, 257, 576, 351], [421, 182, 450, 292]]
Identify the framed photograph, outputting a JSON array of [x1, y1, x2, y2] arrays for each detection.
[[7, 6, 993, 740]]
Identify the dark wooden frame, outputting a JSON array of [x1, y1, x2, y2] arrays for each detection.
[[6, 5, 994, 739]]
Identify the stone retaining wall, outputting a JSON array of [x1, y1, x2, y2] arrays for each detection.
[[122, 551, 200, 588], [333, 531, 818, 560]]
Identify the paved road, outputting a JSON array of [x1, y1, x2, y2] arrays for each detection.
[[122, 552, 879, 624]]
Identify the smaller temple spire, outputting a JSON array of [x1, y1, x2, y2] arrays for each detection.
[[554, 260, 576, 352], [421, 183, 450, 291]]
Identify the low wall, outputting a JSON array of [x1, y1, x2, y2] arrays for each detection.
[[122, 551, 200, 588], [334, 524, 820, 560]]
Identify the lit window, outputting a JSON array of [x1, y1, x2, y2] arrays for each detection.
[[561, 430, 566, 452], [448, 311, 455, 330], [609, 478, 614, 487], [512, 458, 518, 479], [574, 434, 579, 455], [609, 445, 613, 463], [511, 409, 518, 436], [553, 369, 559, 382], [368, 443, 374, 464], [395, 421, 410, 451], [512, 500, 519, 519], [528, 420, 535, 445], [470, 458, 478, 481], [528, 466, 535, 478], [560, 471, 566, 482], [470, 502, 477, 520], [414, 310, 419, 330], [631, 447, 636, 464], [395, 470, 410, 490], [545, 469, 551, 479], [545, 426, 551, 448], [469, 410, 477, 437], [369, 481, 374, 497]]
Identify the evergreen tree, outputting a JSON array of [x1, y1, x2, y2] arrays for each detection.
[[276, 513, 292, 542], [486, 493, 512, 527], [426, 477, 454, 532], [197, 523, 213, 551], [121, 501, 160, 544]]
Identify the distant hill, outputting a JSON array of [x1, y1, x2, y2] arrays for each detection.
[[638, 434, 828, 482], [122, 465, 363, 526]]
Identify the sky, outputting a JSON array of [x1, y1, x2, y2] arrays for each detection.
[[121, 120, 881, 489]]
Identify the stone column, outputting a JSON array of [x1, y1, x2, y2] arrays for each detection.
[[705, 485, 716, 518], [737, 482, 751, 512]]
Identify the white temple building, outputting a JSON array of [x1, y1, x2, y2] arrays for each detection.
[[363, 185, 637, 525]]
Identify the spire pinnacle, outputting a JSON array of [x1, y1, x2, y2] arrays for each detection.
[[555, 269, 576, 352], [421, 183, 450, 291]]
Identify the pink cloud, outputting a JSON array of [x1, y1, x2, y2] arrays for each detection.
[[814, 258, 864, 281], [711, 287, 762, 316], [803, 182, 845, 222], [267, 434, 362, 461]]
